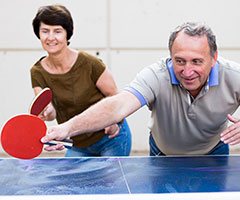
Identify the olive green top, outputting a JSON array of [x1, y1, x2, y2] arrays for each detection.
[[31, 51, 106, 147]]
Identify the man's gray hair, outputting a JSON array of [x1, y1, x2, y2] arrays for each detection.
[[168, 22, 217, 57]]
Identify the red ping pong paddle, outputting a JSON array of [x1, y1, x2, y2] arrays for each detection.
[[29, 87, 73, 145], [1, 114, 47, 159], [29, 87, 73, 146], [1, 114, 72, 159], [0, 88, 72, 159], [29, 88, 52, 116]]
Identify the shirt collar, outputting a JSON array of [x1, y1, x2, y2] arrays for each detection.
[[166, 59, 219, 87]]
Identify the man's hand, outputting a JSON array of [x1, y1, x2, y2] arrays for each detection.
[[41, 123, 71, 151], [220, 114, 240, 145]]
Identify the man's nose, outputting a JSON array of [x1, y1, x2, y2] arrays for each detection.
[[182, 63, 194, 77]]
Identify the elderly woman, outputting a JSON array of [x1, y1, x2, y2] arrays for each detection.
[[30, 4, 131, 156]]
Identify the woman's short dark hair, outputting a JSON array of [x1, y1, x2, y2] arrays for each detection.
[[32, 4, 73, 43]]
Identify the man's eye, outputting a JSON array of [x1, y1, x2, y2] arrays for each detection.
[[176, 60, 185, 65], [192, 60, 203, 65]]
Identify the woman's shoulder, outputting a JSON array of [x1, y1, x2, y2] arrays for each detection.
[[75, 51, 106, 68], [77, 51, 100, 62], [30, 57, 46, 72]]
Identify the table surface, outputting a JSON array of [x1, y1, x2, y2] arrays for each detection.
[[0, 155, 240, 199]]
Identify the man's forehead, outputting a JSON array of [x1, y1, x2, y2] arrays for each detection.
[[175, 31, 208, 42], [172, 32, 210, 54]]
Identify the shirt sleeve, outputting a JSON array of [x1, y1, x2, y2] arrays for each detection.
[[30, 65, 47, 88], [90, 56, 106, 83], [124, 87, 147, 107], [124, 62, 162, 107]]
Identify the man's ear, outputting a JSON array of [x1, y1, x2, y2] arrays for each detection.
[[212, 51, 218, 67]]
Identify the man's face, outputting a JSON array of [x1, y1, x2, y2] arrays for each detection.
[[171, 31, 217, 97]]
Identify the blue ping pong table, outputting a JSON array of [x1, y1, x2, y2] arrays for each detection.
[[0, 155, 240, 200]]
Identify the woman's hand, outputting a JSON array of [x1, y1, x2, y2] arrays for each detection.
[[38, 103, 56, 121], [104, 124, 120, 139]]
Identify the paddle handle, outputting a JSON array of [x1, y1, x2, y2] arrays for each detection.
[[45, 139, 72, 149]]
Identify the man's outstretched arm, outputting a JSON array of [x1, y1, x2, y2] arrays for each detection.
[[41, 91, 142, 144]]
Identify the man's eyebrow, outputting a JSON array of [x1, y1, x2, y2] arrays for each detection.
[[174, 57, 185, 60], [192, 58, 204, 61]]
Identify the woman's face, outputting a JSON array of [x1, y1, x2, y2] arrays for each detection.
[[39, 22, 68, 54]]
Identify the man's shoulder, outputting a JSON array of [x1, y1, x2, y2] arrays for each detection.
[[218, 57, 240, 86], [144, 57, 169, 74], [218, 56, 240, 73], [134, 58, 171, 85]]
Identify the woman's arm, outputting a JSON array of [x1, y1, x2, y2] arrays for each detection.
[[96, 68, 118, 96]]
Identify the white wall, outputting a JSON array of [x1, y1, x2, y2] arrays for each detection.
[[1, 0, 240, 154]]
